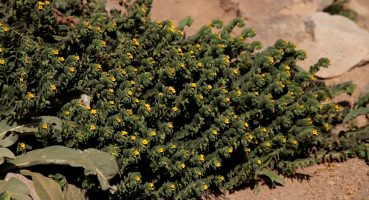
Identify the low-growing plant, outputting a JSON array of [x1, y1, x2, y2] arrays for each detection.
[[0, 0, 367, 199]]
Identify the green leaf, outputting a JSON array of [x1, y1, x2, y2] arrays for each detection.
[[0, 134, 18, 148], [258, 169, 284, 186], [178, 17, 193, 29], [0, 191, 10, 200], [343, 107, 369, 123], [356, 93, 369, 108], [0, 177, 31, 200], [63, 183, 86, 200], [3, 146, 119, 191], [0, 148, 15, 165], [21, 171, 63, 200]]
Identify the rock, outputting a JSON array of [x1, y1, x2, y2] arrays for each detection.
[[299, 12, 369, 78]]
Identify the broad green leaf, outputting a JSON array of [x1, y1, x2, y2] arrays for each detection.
[[0, 148, 15, 165], [258, 169, 284, 186], [63, 183, 86, 200], [2, 173, 39, 200], [356, 93, 369, 108], [0, 191, 10, 200], [343, 107, 369, 123], [22, 171, 63, 200], [0, 116, 62, 138], [0, 134, 18, 148], [3, 146, 119, 191], [0, 177, 31, 200]]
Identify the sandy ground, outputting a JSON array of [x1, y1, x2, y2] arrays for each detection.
[[106, 0, 369, 199]]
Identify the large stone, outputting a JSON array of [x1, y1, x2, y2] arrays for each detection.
[[299, 12, 369, 78]]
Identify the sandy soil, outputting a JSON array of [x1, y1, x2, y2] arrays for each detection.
[[106, 0, 369, 199]]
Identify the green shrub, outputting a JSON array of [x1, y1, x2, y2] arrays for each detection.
[[0, 0, 361, 199]]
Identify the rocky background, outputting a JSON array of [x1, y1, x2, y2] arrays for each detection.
[[106, 1, 369, 199]]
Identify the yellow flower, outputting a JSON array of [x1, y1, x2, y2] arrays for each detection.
[[26, 92, 35, 100], [51, 49, 59, 55], [64, 111, 70, 116], [144, 103, 152, 112], [134, 98, 140, 103], [148, 183, 155, 190], [41, 123, 48, 129], [224, 118, 230, 124], [254, 91, 259, 96], [334, 104, 339, 112], [19, 142, 26, 150], [224, 97, 230, 103], [37, 1, 44, 10], [116, 117, 122, 123], [150, 131, 157, 137], [0, 59, 5, 65], [227, 147, 233, 153], [1, 26, 8, 32], [100, 41, 106, 47], [127, 90, 133, 96], [179, 63, 185, 68], [195, 43, 201, 49], [199, 154, 205, 162], [90, 124, 96, 131], [121, 130, 128, 136], [215, 161, 221, 168], [256, 159, 262, 165], [110, 76, 116, 82], [127, 109, 133, 115], [108, 88, 114, 94], [170, 184, 176, 191], [219, 176, 225, 181], [133, 149, 140, 156], [109, 101, 115, 105], [168, 86, 176, 94], [85, 105, 91, 110], [58, 57, 64, 62], [190, 83, 197, 88], [236, 90, 241, 97], [212, 129, 218, 135], [130, 136, 136, 141], [127, 53, 133, 59], [265, 142, 271, 148], [197, 62, 203, 68], [133, 38, 139, 46], [202, 184, 208, 190], [262, 128, 267, 133], [73, 55, 80, 61], [224, 55, 230, 65], [247, 133, 253, 140], [171, 144, 177, 149], [134, 175, 141, 181], [90, 109, 97, 115], [244, 148, 251, 153], [167, 122, 173, 128], [130, 80, 135, 85], [233, 68, 239, 75], [172, 107, 178, 112], [158, 147, 165, 153], [45, 0, 50, 6], [207, 85, 212, 90], [69, 67, 75, 73], [142, 139, 149, 145], [120, 69, 126, 74], [312, 129, 319, 136], [50, 84, 57, 91], [197, 94, 204, 100], [180, 163, 186, 169], [292, 140, 298, 145], [243, 122, 249, 128], [95, 64, 102, 71], [267, 57, 274, 65]]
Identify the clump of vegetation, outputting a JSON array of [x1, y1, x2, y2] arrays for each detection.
[[324, 0, 358, 21], [0, 0, 368, 199]]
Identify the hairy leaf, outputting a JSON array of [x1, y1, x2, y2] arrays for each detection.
[[0, 177, 31, 200], [21, 171, 63, 200], [0, 148, 15, 165], [63, 183, 86, 200], [343, 107, 369, 123], [258, 169, 285, 186], [356, 93, 369, 108], [0, 134, 18, 148], [2, 146, 119, 191]]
